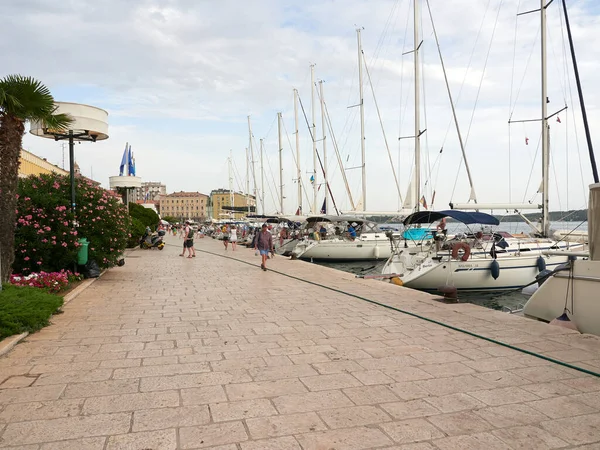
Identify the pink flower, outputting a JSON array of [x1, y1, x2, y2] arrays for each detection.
[[24, 257, 30, 261]]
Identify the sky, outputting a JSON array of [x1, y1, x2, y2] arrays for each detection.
[[4, 0, 600, 215]]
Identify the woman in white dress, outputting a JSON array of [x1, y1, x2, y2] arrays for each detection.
[[229, 226, 238, 251]]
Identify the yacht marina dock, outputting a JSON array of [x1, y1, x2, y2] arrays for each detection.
[[0, 235, 599, 449]]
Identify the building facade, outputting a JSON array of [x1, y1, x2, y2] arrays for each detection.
[[210, 189, 256, 220], [159, 191, 209, 222], [133, 181, 166, 202], [19, 149, 68, 178]]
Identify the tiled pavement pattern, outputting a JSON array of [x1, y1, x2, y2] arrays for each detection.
[[1, 234, 600, 449]]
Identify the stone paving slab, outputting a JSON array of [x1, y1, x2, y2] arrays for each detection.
[[0, 234, 599, 449]]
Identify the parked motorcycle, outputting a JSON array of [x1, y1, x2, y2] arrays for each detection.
[[140, 229, 165, 250]]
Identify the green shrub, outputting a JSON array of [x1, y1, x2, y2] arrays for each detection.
[[14, 173, 131, 273], [161, 215, 177, 224], [0, 284, 64, 340], [128, 217, 146, 248], [14, 175, 78, 274], [129, 203, 159, 228]]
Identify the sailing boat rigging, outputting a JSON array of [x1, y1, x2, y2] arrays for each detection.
[[381, 0, 585, 292]]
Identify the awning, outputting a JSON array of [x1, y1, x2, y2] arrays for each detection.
[[403, 210, 500, 226]]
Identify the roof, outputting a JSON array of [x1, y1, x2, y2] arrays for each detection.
[[305, 215, 370, 224], [163, 191, 208, 198], [403, 210, 500, 226]]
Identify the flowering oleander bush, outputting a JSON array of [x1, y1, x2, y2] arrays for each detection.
[[13, 173, 131, 274], [10, 270, 83, 293]]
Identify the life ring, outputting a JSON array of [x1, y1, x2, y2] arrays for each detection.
[[451, 242, 471, 261]]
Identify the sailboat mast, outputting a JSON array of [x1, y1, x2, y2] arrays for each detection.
[[278, 112, 284, 214], [294, 89, 302, 214], [311, 64, 318, 214], [248, 116, 258, 216], [541, 0, 550, 236], [260, 138, 265, 215], [246, 147, 250, 216], [357, 28, 366, 211], [414, 0, 421, 212], [319, 80, 328, 214], [228, 150, 234, 219]]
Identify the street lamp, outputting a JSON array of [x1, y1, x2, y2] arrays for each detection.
[[30, 102, 109, 225]]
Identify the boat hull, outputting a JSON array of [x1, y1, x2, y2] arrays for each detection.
[[523, 259, 600, 335], [293, 239, 392, 261], [385, 250, 582, 292]]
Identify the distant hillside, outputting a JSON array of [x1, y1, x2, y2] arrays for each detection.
[[369, 209, 588, 224], [495, 209, 587, 222]]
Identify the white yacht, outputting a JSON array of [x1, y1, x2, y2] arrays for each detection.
[[523, 186, 599, 335], [382, 210, 583, 292], [292, 216, 393, 261]]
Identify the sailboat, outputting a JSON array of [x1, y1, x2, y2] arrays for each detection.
[[522, 0, 600, 335], [382, 0, 585, 292], [290, 31, 407, 262]]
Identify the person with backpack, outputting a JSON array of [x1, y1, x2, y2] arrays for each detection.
[[254, 223, 274, 271], [180, 221, 196, 258]]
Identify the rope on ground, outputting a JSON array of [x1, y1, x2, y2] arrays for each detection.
[[171, 242, 600, 379]]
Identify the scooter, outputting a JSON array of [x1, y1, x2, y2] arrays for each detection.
[[140, 229, 165, 250]]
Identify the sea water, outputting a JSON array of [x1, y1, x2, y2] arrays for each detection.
[[314, 221, 587, 311]]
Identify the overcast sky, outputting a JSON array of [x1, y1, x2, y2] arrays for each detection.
[[4, 0, 599, 215]]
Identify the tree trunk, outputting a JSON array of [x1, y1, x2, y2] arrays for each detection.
[[0, 115, 25, 283]]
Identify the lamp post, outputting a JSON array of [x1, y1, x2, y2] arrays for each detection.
[[30, 102, 109, 225]]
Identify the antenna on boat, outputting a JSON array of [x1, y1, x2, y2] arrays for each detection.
[[310, 63, 318, 214], [294, 88, 302, 214], [413, 1, 421, 213], [278, 112, 284, 215], [356, 28, 367, 212]]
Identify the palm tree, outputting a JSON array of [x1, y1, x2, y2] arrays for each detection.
[[0, 75, 72, 284]]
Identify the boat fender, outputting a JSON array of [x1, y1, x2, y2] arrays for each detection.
[[373, 246, 380, 259], [568, 255, 577, 261], [536, 256, 546, 272], [536, 269, 553, 287], [490, 259, 500, 280], [391, 277, 403, 286], [451, 242, 471, 261]]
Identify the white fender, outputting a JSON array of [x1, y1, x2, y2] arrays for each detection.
[[373, 246, 380, 259]]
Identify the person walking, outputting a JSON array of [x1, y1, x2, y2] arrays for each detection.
[[254, 223, 274, 271], [180, 221, 196, 258], [230, 225, 238, 251]]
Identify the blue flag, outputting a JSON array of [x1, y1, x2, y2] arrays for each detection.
[[128, 145, 136, 176], [119, 142, 128, 176]]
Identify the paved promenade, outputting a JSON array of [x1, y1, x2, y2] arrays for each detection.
[[1, 234, 600, 449]]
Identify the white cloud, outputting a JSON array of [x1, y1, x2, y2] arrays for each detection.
[[4, 0, 598, 216]]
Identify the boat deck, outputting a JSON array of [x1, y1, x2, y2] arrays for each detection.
[[0, 234, 599, 449]]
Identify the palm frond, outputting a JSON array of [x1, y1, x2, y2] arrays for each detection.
[[42, 112, 73, 131], [0, 75, 57, 120], [0, 87, 24, 114]]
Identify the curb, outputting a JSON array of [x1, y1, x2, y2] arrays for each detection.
[[62, 276, 98, 306], [0, 268, 105, 357], [0, 332, 29, 357]]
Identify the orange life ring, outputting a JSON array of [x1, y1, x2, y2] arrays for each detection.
[[451, 242, 471, 261]]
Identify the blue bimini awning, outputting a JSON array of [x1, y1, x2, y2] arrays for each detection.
[[403, 210, 500, 226]]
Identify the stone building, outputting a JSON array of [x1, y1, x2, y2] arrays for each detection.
[[18, 149, 68, 178], [159, 191, 209, 222], [210, 189, 256, 220], [134, 181, 166, 202]]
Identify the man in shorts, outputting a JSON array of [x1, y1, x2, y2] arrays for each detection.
[[254, 223, 274, 271], [180, 221, 196, 258]]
